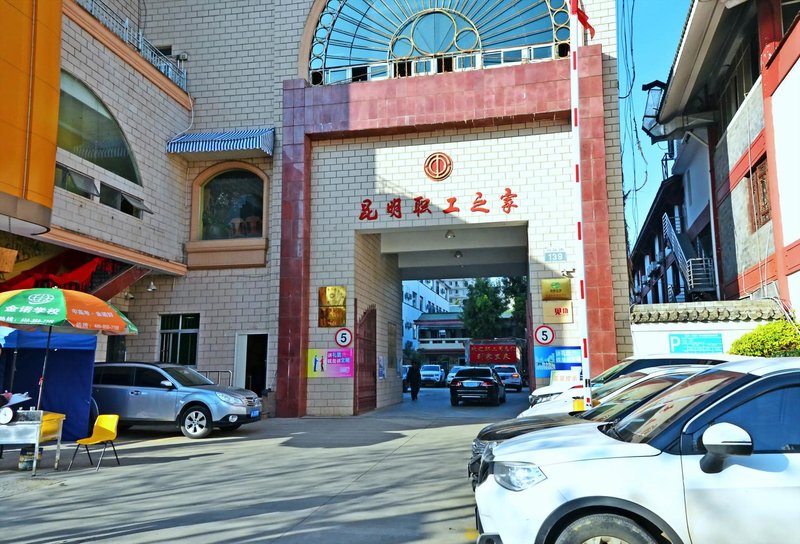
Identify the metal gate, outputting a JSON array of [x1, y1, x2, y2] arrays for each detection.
[[354, 303, 377, 414]]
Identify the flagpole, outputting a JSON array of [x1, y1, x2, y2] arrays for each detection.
[[36, 325, 52, 410], [570, 0, 592, 409]]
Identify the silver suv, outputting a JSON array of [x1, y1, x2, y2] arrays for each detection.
[[92, 362, 261, 438]]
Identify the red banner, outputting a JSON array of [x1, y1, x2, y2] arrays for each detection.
[[469, 344, 520, 364]]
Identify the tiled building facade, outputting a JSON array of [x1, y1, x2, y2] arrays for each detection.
[[3, 0, 629, 417]]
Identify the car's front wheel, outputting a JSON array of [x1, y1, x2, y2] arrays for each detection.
[[180, 405, 212, 439], [554, 513, 658, 544]]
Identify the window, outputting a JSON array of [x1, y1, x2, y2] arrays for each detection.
[[55, 163, 99, 199], [57, 71, 140, 184], [783, 1, 800, 34], [718, 31, 759, 131], [201, 170, 264, 240], [749, 159, 771, 230], [159, 313, 199, 365], [99, 184, 152, 219], [95, 366, 134, 386], [134, 368, 168, 388], [690, 386, 800, 454], [105, 335, 126, 362]]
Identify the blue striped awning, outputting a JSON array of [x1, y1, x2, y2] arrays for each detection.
[[166, 127, 274, 158]]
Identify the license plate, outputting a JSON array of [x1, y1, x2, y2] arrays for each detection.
[[464, 381, 479, 387], [250, 409, 260, 418]]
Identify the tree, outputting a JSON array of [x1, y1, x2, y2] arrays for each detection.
[[502, 276, 528, 337], [403, 341, 423, 364], [461, 278, 505, 338]]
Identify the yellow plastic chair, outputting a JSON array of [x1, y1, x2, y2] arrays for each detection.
[[67, 414, 120, 472]]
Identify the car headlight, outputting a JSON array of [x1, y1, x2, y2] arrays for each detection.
[[492, 461, 547, 491], [472, 438, 488, 455], [531, 392, 560, 406], [216, 392, 244, 405]]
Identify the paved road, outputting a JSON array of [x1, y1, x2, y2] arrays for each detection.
[[1, 387, 530, 543]]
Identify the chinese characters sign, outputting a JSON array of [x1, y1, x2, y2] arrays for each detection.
[[533, 345, 582, 378], [542, 301, 574, 323], [469, 343, 521, 364], [308, 348, 354, 378], [359, 188, 519, 221]]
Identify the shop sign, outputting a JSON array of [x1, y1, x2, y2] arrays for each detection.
[[542, 300, 573, 323], [308, 348, 354, 378], [541, 278, 572, 301]]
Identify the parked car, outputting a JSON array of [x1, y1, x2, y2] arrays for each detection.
[[492, 364, 523, 392], [401, 364, 411, 392], [476, 357, 800, 544], [527, 353, 753, 408], [519, 364, 711, 417], [446, 365, 468, 386], [420, 364, 446, 387], [450, 366, 506, 406], [92, 362, 261, 439], [467, 365, 706, 488]]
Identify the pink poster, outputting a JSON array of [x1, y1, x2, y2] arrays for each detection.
[[308, 348, 354, 378]]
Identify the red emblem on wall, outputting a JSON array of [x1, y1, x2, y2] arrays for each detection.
[[424, 152, 453, 181]]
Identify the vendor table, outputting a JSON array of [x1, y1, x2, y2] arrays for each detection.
[[0, 410, 66, 476]]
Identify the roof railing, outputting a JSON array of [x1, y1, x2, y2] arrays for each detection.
[[74, 0, 187, 91], [310, 43, 558, 86]]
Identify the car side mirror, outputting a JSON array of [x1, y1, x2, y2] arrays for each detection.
[[160, 380, 175, 389], [699, 422, 753, 474]]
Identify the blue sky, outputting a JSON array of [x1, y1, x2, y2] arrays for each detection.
[[617, 0, 692, 247]]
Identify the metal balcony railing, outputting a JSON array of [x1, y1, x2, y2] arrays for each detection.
[[311, 43, 557, 86], [74, 0, 187, 91], [662, 213, 716, 297]]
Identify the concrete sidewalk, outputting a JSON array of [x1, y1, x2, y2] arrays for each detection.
[[0, 388, 530, 543]]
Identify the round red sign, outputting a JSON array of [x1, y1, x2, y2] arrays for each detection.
[[424, 152, 453, 181]]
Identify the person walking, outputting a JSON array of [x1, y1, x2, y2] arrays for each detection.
[[407, 362, 422, 401]]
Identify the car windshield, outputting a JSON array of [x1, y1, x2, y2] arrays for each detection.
[[162, 366, 215, 386], [494, 366, 517, 373], [455, 368, 492, 379], [612, 369, 745, 443], [591, 371, 648, 399], [421, 365, 440, 372], [580, 375, 684, 422], [590, 360, 629, 384]]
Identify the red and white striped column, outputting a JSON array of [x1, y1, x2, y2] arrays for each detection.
[[570, 0, 592, 409]]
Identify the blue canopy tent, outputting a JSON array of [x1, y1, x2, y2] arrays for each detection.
[[0, 327, 96, 441]]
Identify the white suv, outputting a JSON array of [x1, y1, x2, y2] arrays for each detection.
[[420, 364, 445, 387], [476, 357, 800, 544]]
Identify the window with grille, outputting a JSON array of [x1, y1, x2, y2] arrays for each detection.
[[159, 313, 200, 365], [749, 160, 771, 230]]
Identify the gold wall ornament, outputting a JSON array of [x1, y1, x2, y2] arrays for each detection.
[[541, 278, 572, 300], [318, 286, 347, 327]]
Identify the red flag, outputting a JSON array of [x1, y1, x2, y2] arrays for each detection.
[[571, 1, 596, 39], [577, 7, 595, 39]]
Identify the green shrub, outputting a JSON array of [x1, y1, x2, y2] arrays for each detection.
[[729, 320, 800, 357]]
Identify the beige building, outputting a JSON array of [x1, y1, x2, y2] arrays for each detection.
[[1, 0, 629, 417]]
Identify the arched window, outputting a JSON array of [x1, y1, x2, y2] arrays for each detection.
[[308, 0, 569, 84], [200, 170, 264, 240], [187, 162, 268, 269], [57, 72, 140, 184]]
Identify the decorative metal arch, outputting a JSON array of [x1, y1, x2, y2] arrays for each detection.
[[309, 0, 569, 84]]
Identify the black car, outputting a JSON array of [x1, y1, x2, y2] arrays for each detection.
[[468, 367, 702, 487], [450, 366, 506, 406], [401, 364, 411, 392]]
